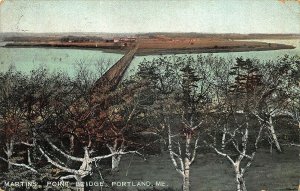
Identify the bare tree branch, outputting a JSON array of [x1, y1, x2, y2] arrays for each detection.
[[45, 137, 84, 162], [38, 146, 79, 175], [0, 156, 37, 173]]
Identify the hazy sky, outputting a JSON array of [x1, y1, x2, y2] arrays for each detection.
[[0, 0, 299, 33]]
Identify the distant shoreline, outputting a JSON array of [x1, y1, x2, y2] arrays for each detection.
[[2, 44, 126, 55], [3, 42, 295, 56], [134, 45, 295, 56]]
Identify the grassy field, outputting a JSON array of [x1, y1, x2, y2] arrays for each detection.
[[91, 146, 299, 191]]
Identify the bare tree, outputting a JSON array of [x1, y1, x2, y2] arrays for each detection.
[[166, 115, 201, 191], [0, 69, 33, 171], [227, 57, 286, 153], [56, 80, 145, 173], [99, 86, 143, 172], [202, 57, 267, 191], [0, 67, 80, 176], [205, 112, 263, 191], [38, 136, 141, 191], [278, 55, 300, 147], [132, 56, 211, 191], [250, 55, 300, 152]]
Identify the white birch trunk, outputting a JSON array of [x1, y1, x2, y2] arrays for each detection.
[[268, 116, 282, 152], [183, 134, 191, 191], [167, 121, 198, 191], [111, 155, 121, 172], [234, 163, 247, 191], [27, 149, 32, 166], [183, 160, 190, 191], [107, 141, 124, 172], [4, 140, 14, 170], [32, 128, 37, 164], [78, 148, 92, 176], [221, 127, 227, 150]]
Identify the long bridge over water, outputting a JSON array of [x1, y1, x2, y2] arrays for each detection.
[[91, 44, 139, 95]]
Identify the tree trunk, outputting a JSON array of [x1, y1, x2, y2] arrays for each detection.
[[268, 116, 282, 152], [5, 140, 14, 170], [78, 148, 92, 176], [234, 163, 247, 191], [107, 142, 124, 172], [235, 173, 246, 191], [182, 164, 190, 191], [27, 149, 32, 166], [221, 128, 227, 150], [7, 155, 12, 170], [31, 127, 38, 165], [182, 174, 190, 191], [183, 134, 191, 191], [111, 155, 121, 172]]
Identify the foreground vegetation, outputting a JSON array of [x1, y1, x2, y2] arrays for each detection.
[[0, 54, 299, 191]]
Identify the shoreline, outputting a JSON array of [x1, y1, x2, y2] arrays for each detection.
[[3, 42, 295, 56], [2, 44, 126, 55], [134, 45, 295, 56]]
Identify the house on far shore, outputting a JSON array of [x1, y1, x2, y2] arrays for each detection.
[[113, 37, 137, 47], [120, 37, 136, 42], [112, 37, 136, 43]]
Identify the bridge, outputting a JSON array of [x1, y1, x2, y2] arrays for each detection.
[[91, 44, 139, 101]]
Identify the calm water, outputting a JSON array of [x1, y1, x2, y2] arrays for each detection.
[[0, 47, 123, 76], [0, 39, 299, 77]]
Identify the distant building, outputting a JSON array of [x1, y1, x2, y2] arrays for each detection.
[[120, 37, 136, 42]]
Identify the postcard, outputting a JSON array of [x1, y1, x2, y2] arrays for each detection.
[[0, 0, 299, 191]]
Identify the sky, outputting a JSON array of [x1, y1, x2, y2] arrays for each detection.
[[0, 0, 299, 34]]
